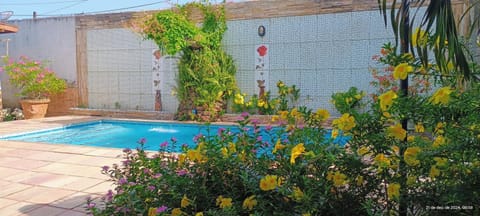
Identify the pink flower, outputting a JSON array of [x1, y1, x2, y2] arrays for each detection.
[[160, 141, 168, 148], [157, 205, 168, 213]]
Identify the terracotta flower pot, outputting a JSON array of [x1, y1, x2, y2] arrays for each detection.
[[20, 99, 50, 119]]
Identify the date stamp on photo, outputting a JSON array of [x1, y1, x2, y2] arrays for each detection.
[[426, 205, 474, 210]]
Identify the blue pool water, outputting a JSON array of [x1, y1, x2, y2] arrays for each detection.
[[0, 120, 348, 152]]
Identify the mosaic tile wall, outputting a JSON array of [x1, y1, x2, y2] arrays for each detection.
[[86, 9, 413, 115]]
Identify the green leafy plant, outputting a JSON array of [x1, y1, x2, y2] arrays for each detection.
[[136, 2, 237, 121], [232, 81, 300, 115], [1, 56, 66, 100]]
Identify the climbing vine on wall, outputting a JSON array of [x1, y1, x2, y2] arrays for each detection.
[[136, 1, 237, 121]]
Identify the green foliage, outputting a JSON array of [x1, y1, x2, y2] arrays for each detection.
[[138, 2, 237, 121], [331, 87, 365, 114], [2, 56, 66, 100], [232, 81, 300, 115]]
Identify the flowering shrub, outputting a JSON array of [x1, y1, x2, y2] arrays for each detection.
[[233, 81, 300, 115], [1, 56, 66, 99]]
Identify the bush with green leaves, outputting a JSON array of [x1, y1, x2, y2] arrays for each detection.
[[232, 81, 300, 115], [136, 2, 237, 121], [88, 43, 480, 215]]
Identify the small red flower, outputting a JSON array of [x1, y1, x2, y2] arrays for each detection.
[[257, 45, 267, 57]]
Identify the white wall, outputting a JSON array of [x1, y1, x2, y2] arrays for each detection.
[[223, 11, 395, 115], [0, 17, 77, 107]]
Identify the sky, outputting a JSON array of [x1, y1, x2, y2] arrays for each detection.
[[0, 0, 234, 20]]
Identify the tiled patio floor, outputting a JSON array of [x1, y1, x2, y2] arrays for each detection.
[[0, 116, 124, 216]]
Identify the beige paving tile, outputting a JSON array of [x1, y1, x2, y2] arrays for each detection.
[[0, 167, 24, 180], [3, 171, 39, 183], [83, 181, 115, 195], [0, 182, 32, 197], [50, 192, 91, 209], [58, 154, 121, 167], [0, 201, 41, 216], [17, 204, 67, 216], [51, 145, 101, 154], [57, 210, 86, 216], [24, 151, 74, 162], [59, 177, 106, 191], [0, 198, 19, 209], [85, 148, 123, 158], [0, 148, 42, 159], [7, 186, 75, 204], [19, 173, 69, 187], [0, 157, 50, 171], [34, 163, 104, 179]]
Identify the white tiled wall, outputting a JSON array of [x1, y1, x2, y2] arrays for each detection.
[[87, 28, 178, 111], [224, 10, 396, 116], [86, 9, 401, 115]]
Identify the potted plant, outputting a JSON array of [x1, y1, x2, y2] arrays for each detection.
[[1, 56, 66, 119]]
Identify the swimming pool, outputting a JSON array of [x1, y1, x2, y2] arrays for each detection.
[[0, 119, 347, 152]]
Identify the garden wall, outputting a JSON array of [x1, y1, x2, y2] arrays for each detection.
[[0, 0, 473, 116], [0, 17, 77, 108]]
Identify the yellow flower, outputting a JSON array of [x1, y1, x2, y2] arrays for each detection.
[[314, 109, 330, 122], [404, 147, 421, 166], [216, 196, 232, 209], [378, 90, 398, 112], [260, 175, 279, 191], [434, 157, 448, 167], [327, 171, 348, 187], [391, 145, 400, 155], [239, 150, 246, 162], [435, 122, 445, 134], [195, 212, 203, 216], [271, 115, 279, 123], [228, 142, 236, 154], [178, 154, 186, 166], [407, 135, 415, 142], [181, 194, 190, 208], [356, 176, 364, 186], [332, 171, 348, 187], [242, 195, 257, 210], [302, 214, 311, 216], [429, 165, 440, 179], [374, 153, 391, 168], [257, 99, 268, 109], [171, 208, 183, 216], [387, 124, 407, 140], [415, 123, 425, 133], [357, 146, 369, 156], [412, 28, 428, 47], [234, 93, 244, 105], [393, 63, 414, 80], [387, 183, 400, 200], [430, 87, 453, 105], [148, 207, 157, 216], [331, 129, 339, 139], [291, 186, 304, 201], [279, 111, 289, 120], [332, 113, 356, 131], [378, 90, 398, 111], [433, 135, 445, 148], [407, 175, 417, 186], [221, 147, 228, 158], [273, 139, 286, 154], [290, 143, 306, 164], [290, 108, 301, 118]]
